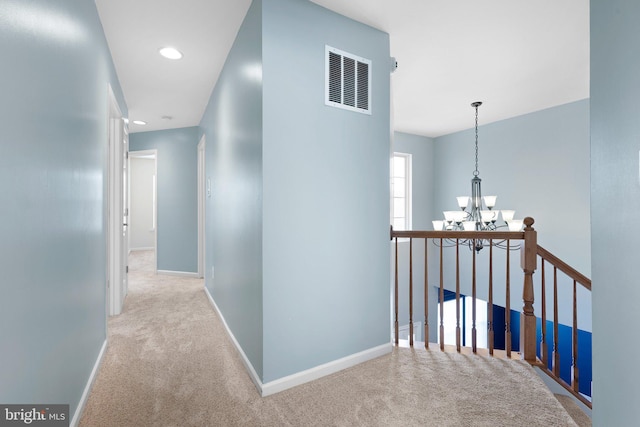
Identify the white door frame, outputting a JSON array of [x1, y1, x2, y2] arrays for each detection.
[[122, 126, 129, 299], [197, 135, 206, 279], [129, 149, 158, 273], [107, 85, 128, 316]]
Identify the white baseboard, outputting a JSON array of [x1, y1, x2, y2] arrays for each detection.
[[261, 342, 391, 397], [203, 286, 263, 394], [157, 270, 199, 278], [203, 286, 392, 397], [129, 247, 155, 252], [70, 339, 107, 427]]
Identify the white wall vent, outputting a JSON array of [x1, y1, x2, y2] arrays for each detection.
[[325, 46, 371, 115]]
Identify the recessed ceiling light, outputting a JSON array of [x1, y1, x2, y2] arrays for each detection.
[[159, 47, 183, 60], [133, 120, 147, 125]]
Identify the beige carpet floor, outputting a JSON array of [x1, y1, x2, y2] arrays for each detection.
[[555, 395, 591, 427], [80, 251, 578, 427]]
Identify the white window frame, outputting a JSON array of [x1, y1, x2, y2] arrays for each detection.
[[391, 152, 412, 232]]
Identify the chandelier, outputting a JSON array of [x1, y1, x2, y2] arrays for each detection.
[[432, 101, 523, 251]]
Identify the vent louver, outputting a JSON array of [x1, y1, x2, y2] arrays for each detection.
[[325, 46, 371, 114]]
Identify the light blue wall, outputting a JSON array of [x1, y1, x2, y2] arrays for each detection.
[[432, 100, 591, 330], [0, 0, 126, 417], [591, 1, 640, 423], [434, 100, 591, 273], [200, 0, 391, 384], [199, 0, 264, 378], [129, 127, 199, 273], [262, 0, 391, 382]]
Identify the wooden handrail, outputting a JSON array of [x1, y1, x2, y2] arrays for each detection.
[[535, 243, 592, 409], [536, 245, 591, 291], [391, 229, 525, 240], [391, 218, 592, 409], [390, 221, 534, 360]]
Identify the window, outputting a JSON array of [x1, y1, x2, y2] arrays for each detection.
[[391, 152, 412, 231]]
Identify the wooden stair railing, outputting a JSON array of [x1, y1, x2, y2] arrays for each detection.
[[391, 217, 592, 410], [536, 244, 592, 409]]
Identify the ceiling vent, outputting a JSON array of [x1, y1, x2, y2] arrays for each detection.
[[325, 46, 371, 115]]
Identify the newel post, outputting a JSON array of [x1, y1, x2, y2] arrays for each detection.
[[520, 217, 537, 363]]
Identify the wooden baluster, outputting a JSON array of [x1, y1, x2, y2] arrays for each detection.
[[424, 239, 429, 349], [553, 266, 560, 377], [439, 239, 445, 351], [572, 279, 579, 393], [541, 259, 548, 368], [409, 238, 414, 347], [521, 217, 538, 363], [506, 239, 511, 358], [394, 237, 399, 346], [472, 239, 477, 353], [456, 239, 461, 352], [488, 241, 494, 356]]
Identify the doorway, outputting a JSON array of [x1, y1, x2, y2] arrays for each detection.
[[107, 85, 129, 316], [128, 150, 158, 273]]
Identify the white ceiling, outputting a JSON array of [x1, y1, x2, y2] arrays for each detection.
[[96, 0, 589, 137]]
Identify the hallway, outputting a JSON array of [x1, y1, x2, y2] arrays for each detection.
[[79, 252, 577, 427], [80, 250, 240, 425]]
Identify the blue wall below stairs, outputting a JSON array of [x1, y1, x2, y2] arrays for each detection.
[[537, 319, 592, 397], [440, 289, 592, 397]]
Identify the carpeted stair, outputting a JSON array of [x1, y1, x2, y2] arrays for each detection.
[[554, 394, 592, 427]]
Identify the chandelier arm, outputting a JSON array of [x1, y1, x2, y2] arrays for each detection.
[[431, 239, 459, 248], [431, 236, 521, 251], [492, 239, 522, 250]]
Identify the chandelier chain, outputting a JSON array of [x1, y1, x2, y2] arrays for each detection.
[[474, 103, 479, 177]]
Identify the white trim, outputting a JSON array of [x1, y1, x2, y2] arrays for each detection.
[[197, 136, 206, 279], [70, 339, 107, 427], [157, 270, 199, 278], [104, 85, 111, 334], [204, 286, 263, 393], [129, 247, 155, 252], [107, 85, 125, 316], [261, 343, 391, 397], [325, 45, 372, 115], [391, 152, 412, 232], [123, 125, 129, 300], [203, 287, 391, 397]]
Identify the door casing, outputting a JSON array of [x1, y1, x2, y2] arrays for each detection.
[[197, 135, 206, 279], [106, 85, 128, 316]]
